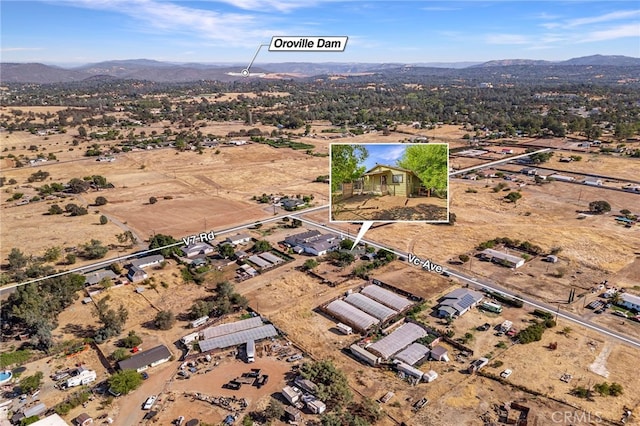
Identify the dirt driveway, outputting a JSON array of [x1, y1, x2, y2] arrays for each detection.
[[332, 194, 448, 222]]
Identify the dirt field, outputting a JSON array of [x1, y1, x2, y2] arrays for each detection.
[[332, 194, 448, 222]]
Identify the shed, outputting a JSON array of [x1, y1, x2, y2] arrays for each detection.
[[306, 399, 326, 414], [396, 362, 424, 381], [423, 370, 438, 383], [282, 386, 302, 405], [350, 344, 380, 366], [74, 413, 93, 426], [284, 406, 302, 422], [258, 252, 283, 265], [430, 346, 449, 362], [23, 403, 47, 418], [117, 345, 171, 372], [480, 249, 525, 268]]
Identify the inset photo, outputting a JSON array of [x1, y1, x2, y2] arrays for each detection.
[[330, 143, 449, 222]]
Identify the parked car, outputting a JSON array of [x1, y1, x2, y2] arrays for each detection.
[[500, 369, 513, 379], [612, 311, 628, 318], [287, 354, 303, 362], [477, 323, 491, 332], [140, 372, 149, 380], [175, 416, 185, 425]]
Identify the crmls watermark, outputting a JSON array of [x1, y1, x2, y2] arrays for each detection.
[[551, 411, 603, 424]]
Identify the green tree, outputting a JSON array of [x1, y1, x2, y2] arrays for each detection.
[[340, 239, 355, 250], [505, 191, 522, 204], [65, 253, 76, 265], [189, 300, 213, 320], [42, 246, 61, 262], [253, 240, 272, 252], [67, 178, 90, 193], [78, 126, 87, 138], [219, 243, 235, 259], [397, 144, 448, 196], [149, 196, 158, 204], [300, 360, 353, 408], [588, 200, 611, 214], [95, 196, 108, 206], [99, 215, 108, 225], [148, 234, 181, 257], [108, 369, 142, 395], [19, 371, 43, 394], [116, 231, 137, 248], [111, 348, 130, 362], [80, 239, 108, 259], [8, 248, 28, 270], [264, 399, 284, 421], [330, 144, 369, 193], [458, 254, 470, 263], [609, 382, 623, 396], [154, 310, 176, 330], [48, 204, 63, 215], [302, 259, 319, 270]]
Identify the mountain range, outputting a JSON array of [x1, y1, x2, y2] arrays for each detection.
[[1, 55, 639, 84]]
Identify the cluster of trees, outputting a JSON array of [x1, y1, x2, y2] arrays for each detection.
[[188, 281, 248, 319], [108, 369, 143, 395], [516, 318, 556, 344], [94, 295, 129, 342], [573, 382, 624, 399], [148, 233, 181, 257], [2, 273, 86, 350], [353, 248, 398, 279], [588, 200, 611, 214], [477, 237, 544, 255], [397, 144, 448, 197], [298, 360, 381, 426]]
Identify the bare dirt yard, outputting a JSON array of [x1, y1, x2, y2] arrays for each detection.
[[332, 194, 448, 222]]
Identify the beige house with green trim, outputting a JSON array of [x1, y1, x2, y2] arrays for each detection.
[[362, 164, 424, 197]]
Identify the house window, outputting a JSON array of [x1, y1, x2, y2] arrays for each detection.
[[392, 174, 403, 183]]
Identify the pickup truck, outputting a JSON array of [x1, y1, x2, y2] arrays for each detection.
[[142, 395, 157, 410]]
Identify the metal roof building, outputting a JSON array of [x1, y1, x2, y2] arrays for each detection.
[[130, 254, 164, 269], [480, 248, 525, 268], [345, 293, 398, 322], [199, 324, 278, 352], [248, 255, 271, 268], [349, 344, 380, 366], [259, 252, 284, 264], [325, 299, 379, 332], [438, 288, 484, 317], [117, 345, 172, 372], [201, 316, 264, 340], [393, 343, 430, 366], [360, 285, 413, 311], [368, 323, 427, 359]]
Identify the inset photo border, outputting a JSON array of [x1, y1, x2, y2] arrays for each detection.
[[330, 143, 450, 223]]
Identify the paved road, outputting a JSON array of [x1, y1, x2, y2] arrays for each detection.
[[291, 213, 640, 350]]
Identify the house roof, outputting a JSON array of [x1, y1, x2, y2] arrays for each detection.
[[130, 255, 164, 269], [84, 269, 117, 286], [622, 293, 640, 306], [481, 249, 524, 265], [430, 345, 448, 357], [364, 164, 417, 176], [181, 242, 214, 255], [117, 345, 171, 371], [439, 288, 484, 315], [438, 306, 458, 317], [226, 233, 251, 242]]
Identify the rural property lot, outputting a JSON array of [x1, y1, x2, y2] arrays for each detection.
[[332, 194, 448, 222]]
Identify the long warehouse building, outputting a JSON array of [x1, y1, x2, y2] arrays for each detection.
[[201, 316, 264, 340], [368, 323, 427, 360], [199, 324, 278, 352], [345, 293, 398, 322], [325, 299, 379, 332], [360, 285, 414, 312]]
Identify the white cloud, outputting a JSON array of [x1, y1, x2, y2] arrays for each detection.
[[565, 9, 640, 27], [378, 146, 406, 162], [580, 23, 640, 42]]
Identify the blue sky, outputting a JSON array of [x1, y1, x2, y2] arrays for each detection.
[[1, 1, 638, 65], [362, 144, 408, 170]]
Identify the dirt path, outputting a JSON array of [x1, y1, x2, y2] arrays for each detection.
[[589, 341, 612, 378]]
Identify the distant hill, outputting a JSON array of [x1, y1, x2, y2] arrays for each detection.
[[0, 63, 90, 83], [1, 55, 638, 84]]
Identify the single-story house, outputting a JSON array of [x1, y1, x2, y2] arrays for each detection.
[[127, 266, 148, 282], [84, 269, 117, 286], [130, 254, 164, 269], [284, 230, 340, 256], [429, 346, 449, 362], [480, 248, 525, 268], [281, 198, 306, 211], [28, 414, 68, 426], [73, 413, 93, 426], [234, 250, 248, 259], [117, 345, 172, 372], [181, 242, 214, 258], [437, 288, 484, 318], [350, 344, 380, 366], [225, 233, 252, 245], [620, 293, 640, 312], [362, 164, 423, 197]]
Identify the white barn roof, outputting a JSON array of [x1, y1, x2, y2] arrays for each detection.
[[248, 255, 271, 268], [259, 252, 283, 264], [368, 323, 427, 359], [199, 324, 277, 352], [360, 285, 413, 311], [393, 343, 430, 366], [201, 316, 264, 340], [345, 293, 398, 322], [325, 299, 379, 331]]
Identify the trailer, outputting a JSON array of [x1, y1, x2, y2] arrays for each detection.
[[190, 316, 209, 328], [499, 320, 513, 333], [246, 340, 255, 363], [481, 301, 503, 314], [336, 322, 353, 335]]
